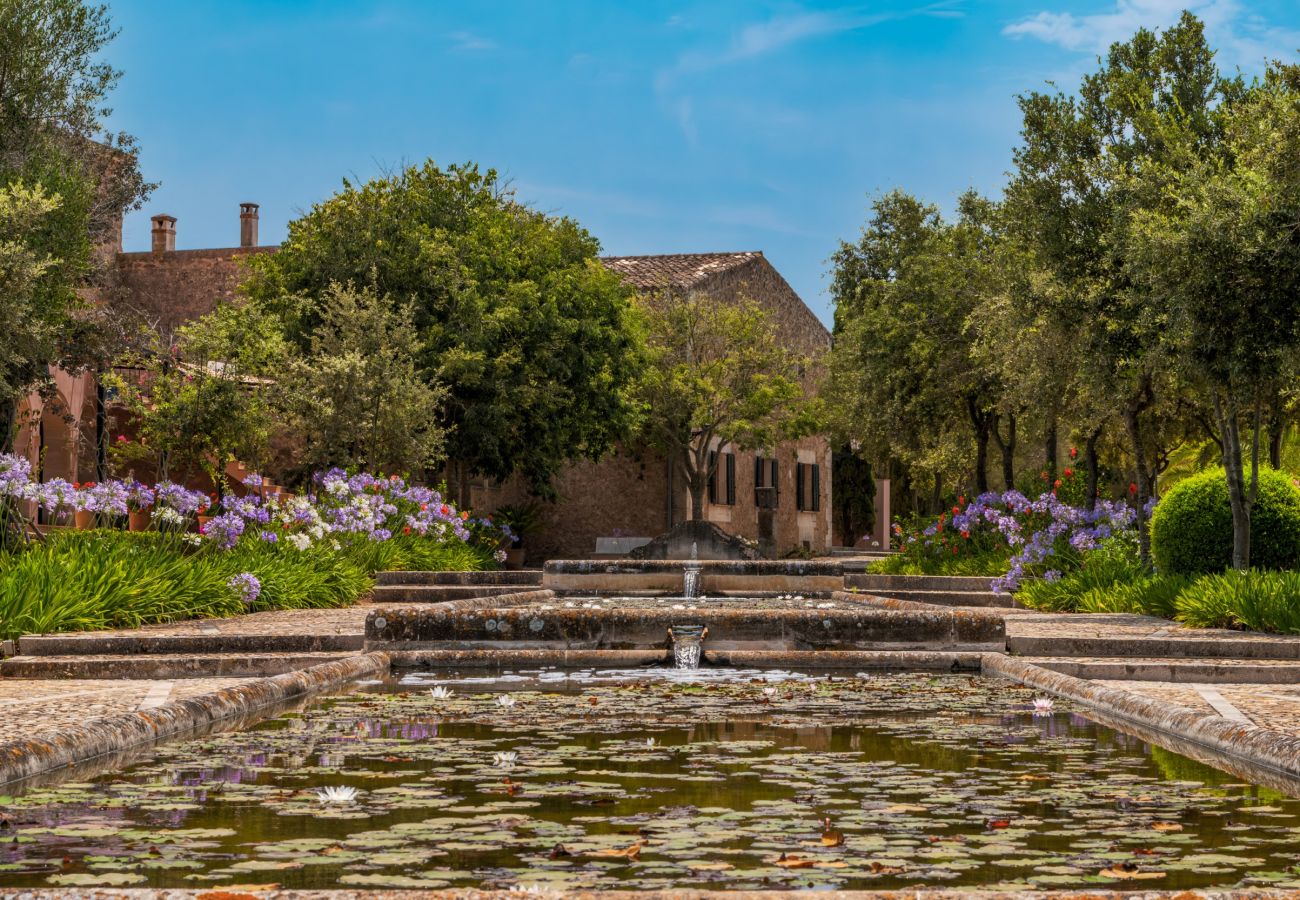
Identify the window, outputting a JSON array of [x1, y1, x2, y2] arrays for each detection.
[[796, 461, 822, 512], [755, 456, 779, 508], [707, 451, 718, 504], [725, 453, 736, 505]]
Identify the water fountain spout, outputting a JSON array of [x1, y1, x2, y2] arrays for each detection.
[[668, 624, 708, 669]]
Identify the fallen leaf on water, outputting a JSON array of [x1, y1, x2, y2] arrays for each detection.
[[1100, 863, 1167, 880], [1151, 822, 1183, 832], [589, 842, 642, 860], [870, 861, 905, 875], [820, 830, 845, 847]]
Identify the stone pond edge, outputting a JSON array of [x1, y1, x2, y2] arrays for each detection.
[[984, 653, 1300, 788], [0, 651, 390, 787]]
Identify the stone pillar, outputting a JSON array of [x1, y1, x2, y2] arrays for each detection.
[[239, 202, 259, 247], [150, 214, 176, 253]]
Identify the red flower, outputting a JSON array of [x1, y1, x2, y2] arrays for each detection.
[[440, 505, 450, 516], [84, 481, 95, 489], [403, 526, 411, 535], [1063, 468, 1073, 478], [460, 510, 469, 521], [1040, 470, 1049, 480], [952, 506, 960, 515], [1129, 482, 1138, 495], [1053, 479, 1062, 489], [116, 434, 127, 443], [958, 495, 965, 505], [961, 530, 970, 539], [1069, 446, 1078, 459]]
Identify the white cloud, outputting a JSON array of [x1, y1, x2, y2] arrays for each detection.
[[1004, 0, 1300, 70], [447, 30, 497, 52], [655, 2, 964, 140]]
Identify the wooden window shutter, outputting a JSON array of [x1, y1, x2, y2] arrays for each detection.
[[707, 451, 717, 504], [754, 455, 764, 488], [811, 463, 821, 512], [796, 462, 805, 511], [771, 460, 779, 505], [725, 453, 736, 505]]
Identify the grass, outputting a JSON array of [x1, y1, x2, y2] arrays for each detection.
[[1016, 558, 1300, 635], [0, 529, 490, 641]]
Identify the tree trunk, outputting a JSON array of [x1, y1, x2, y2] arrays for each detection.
[[1121, 379, 1156, 568], [1044, 416, 1058, 482], [930, 472, 943, 515], [990, 412, 1016, 491], [0, 392, 16, 454], [1270, 411, 1284, 470], [95, 375, 108, 481], [1084, 428, 1101, 512], [1214, 392, 1251, 570], [966, 397, 990, 495]]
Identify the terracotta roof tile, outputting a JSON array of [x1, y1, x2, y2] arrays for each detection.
[[600, 252, 763, 290]]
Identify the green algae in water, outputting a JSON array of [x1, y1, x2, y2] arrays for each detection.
[[3, 670, 1300, 892]]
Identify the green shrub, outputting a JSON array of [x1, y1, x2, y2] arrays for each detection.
[[1175, 569, 1300, 633], [1015, 537, 1144, 612], [1076, 575, 1189, 617], [1150, 467, 1300, 576]]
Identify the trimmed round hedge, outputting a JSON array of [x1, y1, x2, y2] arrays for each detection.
[[1151, 468, 1300, 576]]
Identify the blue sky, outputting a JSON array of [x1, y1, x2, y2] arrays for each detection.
[[106, 0, 1300, 324]]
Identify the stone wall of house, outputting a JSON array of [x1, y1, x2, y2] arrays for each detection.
[[695, 256, 832, 359], [471, 450, 674, 564], [113, 247, 271, 339]]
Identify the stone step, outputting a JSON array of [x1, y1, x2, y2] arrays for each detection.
[[1022, 656, 1300, 684], [0, 652, 355, 679], [370, 584, 536, 603], [18, 632, 363, 657], [854, 588, 1017, 609], [1009, 635, 1300, 661], [844, 573, 993, 593], [375, 569, 542, 586]]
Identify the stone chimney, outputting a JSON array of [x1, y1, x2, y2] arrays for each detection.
[[240, 202, 259, 248], [150, 214, 176, 253]]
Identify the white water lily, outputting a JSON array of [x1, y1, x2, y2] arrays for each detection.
[[496, 695, 517, 709], [645, 737, 657, 749], [494, 750, 519, 767], [1032, 697, 1055, 715], [428, 686, 452, 700], [762, 687, 777, 697], [314, 785, 359, 805]]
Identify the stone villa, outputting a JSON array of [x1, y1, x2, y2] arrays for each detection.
[[17, 205, 886, 558]]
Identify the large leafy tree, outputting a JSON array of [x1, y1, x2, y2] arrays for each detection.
[[632, 291, 809, 521], [1006, 11, 1237, 562], [243, 161, 641, 500], [826, 190, 1004, 508], [0, 0, 151, 448], [1128, 65, 1300, 568], [276, 282, 448, 477]]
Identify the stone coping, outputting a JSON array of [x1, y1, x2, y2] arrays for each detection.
[[544, 558, 846, 576], [385, 649, 984, 671], [364, 605, 1006, 652], [983, 653, 1300, 795], [845, 573, 995, 592], [375, 570, 542, 586], [0, 652, 389, 787], [9, 888, 1300, 898]]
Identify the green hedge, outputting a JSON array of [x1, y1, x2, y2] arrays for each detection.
[[0, 530, 488, 641], [1150, 468, 1300, 576]]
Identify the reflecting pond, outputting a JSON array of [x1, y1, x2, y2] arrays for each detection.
[[3, 668, 1300, 892]]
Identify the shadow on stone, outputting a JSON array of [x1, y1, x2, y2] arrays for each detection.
[[628, 519, 763, 560]]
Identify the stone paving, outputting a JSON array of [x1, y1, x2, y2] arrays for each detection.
[[1095, 679, 1300, 736], [0, 677, 254, 743], [14, 603, 374, 642], [1004, 610, 1300, 643]]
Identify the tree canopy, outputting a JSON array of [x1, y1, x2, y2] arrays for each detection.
[[242, 161, 642, 499]]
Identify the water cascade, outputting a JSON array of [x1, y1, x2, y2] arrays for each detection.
[[683, 541, 702, 599], [668, 624, 707, 669]]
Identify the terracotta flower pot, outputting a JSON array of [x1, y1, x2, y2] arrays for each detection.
[[128, 508, 151, 532], [74, 510, 95, 530], [197, 514, 213, 531], [505, 548, 526, 570]]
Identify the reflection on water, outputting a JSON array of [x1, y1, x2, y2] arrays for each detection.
[[2, 670, 1300, 893]]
